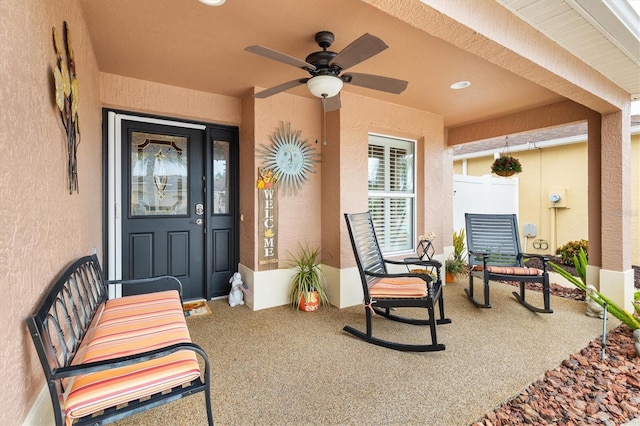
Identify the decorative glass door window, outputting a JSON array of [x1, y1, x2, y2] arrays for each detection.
[[130, 132, 188, 216]]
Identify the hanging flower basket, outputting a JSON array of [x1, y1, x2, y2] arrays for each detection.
[[491, 155, 522, 176]]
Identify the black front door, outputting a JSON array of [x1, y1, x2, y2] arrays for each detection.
[[117, 116, 239, 301], [121, 120, 205, 300]]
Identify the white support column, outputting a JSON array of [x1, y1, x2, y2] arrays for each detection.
[[600, 269, 636, 313]]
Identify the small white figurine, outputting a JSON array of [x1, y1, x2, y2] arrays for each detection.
[[228, 272, 245, 307], [585, 284, 605, 319]]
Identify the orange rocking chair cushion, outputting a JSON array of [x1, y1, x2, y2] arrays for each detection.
[[473, 265, 541, 276], [368, 277, 428, 298]]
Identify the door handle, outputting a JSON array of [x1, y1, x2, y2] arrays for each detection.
[[193, 219, 203, 226]]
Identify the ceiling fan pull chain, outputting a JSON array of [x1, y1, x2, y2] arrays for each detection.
[[321, 97, 327, 145]]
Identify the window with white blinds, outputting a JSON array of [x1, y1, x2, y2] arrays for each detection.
[[368, 134, 415, 254]]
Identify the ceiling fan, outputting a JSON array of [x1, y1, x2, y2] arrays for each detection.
[[245, 31, 408, 111]]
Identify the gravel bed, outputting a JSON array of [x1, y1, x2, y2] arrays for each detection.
[[472, 323, 639, 425], [472, 259, 640, 426]]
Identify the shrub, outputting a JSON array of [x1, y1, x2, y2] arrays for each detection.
[[446, 229, 468, 277], [452, 228, 466, 260], [556, 239, 588, 265]]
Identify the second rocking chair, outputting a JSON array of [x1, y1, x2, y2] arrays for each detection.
[[465, 213, 553, 313]]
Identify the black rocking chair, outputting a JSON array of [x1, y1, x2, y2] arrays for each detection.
[[465, 213, 553, 313], [343, 212, 451, 352]]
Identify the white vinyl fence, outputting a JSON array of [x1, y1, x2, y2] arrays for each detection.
[[453, 174, 519, 233]]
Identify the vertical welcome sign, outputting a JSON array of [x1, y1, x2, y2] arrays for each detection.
[[257, 169, 278, 270]]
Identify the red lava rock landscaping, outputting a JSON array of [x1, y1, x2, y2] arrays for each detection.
[[472, 289, 640, 425], [473, 324, 639, 425]]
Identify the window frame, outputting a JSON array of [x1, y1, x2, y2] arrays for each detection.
[[367, 133, 417, 255]]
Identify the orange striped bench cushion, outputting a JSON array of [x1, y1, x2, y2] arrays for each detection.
[[65, 290, 201, 421], [369, 277, 428, 298], [473, 265, 541, 276]]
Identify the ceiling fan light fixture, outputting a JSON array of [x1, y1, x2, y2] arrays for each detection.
[[306, 75, 343, 98], [198, 0, 226, 6]]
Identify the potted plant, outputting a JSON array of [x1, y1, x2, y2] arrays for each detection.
[[445, 228, 468, 283], [445, 257, 467, 283], [287, 242, 329, 311], [491, 155, 522, 177]]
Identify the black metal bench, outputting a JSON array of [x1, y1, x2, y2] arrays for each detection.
[[26, 254, 214, 425]]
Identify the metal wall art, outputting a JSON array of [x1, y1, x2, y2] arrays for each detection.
[[52, 21, 80, 194], [256, 122, 320, 196]]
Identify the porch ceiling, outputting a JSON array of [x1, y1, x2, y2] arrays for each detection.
[[79, 0, 638, 127]]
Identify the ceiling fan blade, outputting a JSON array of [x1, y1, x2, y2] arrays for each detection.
[[322, 94, 341, 112], [254, 79, 308, 98], [342, 72, 408, 94], [245, 45, 316, 71], [330, 33, 388, 72]]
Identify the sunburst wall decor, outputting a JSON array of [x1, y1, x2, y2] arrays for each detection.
[[256, 122, 320, 196]]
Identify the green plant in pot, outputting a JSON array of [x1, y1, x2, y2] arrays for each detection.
[[491, 155, 522, 177], [445, 258, 467, 280], [445, 228, 468, 282], [287, 243, 329, 311]]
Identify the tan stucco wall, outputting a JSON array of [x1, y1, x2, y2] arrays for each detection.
[[100, 73, 241, 126], [236, 90, 448, 305], [601, 110, 632, 270], [0, 1, 103, 424], [454, 132, 640, 266], [333, 92, 447, 269], [249, 92, 323, 267], [239, 92, 256, 268]]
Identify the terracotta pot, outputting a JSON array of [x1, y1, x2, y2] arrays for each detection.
[[299, 291, 319, 312], [445, 272, 455, 283]]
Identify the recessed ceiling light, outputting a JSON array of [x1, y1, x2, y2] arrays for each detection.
[[199, 0, 225, 5], [450, 81, 471, 90]]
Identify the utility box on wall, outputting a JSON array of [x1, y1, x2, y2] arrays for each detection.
[[548, 189, 569, 208], [523, 223, 537, 237]]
